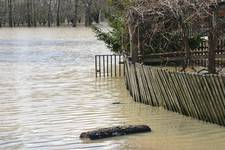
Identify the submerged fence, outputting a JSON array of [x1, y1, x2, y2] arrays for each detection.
[[125, 60, 225, 126], [95, 55, 124, 77]]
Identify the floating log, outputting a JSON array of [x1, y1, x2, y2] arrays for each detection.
[[80, 125, 151, 140], [112, 102, 123, 105]]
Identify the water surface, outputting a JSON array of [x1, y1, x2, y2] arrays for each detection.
[[0, 27, 225, 150]]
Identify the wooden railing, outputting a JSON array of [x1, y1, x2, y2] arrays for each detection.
[[143, 40, 225, 67]]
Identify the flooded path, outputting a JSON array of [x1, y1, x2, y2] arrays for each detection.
[[0, 27, 225, 150]]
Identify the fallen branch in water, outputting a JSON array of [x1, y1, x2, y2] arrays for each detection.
[[80, 125, 151, 140]]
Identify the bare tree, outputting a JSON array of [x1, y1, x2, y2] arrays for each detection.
[[128, 0, 225, 73], [73, 0, 79, 27], [8, 0, 12, 27], [92, 0, 103, 23], [48, 0, 52, 27], [0, 0, 4, 27], [32, 0, 37, 27], [3, 0, 8, 26], [0, 0, 109, 27], [84, 0, 92, 26], [207, 3, 225, 74], [56, 0, 61, 26], [27, 0, 32, 27]]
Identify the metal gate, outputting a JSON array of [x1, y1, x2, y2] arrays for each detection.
[[95, 55, 124, 77]]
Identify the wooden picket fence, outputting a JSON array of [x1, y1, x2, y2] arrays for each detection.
[[124, 59, 225, 126], [143, 40, 225, 67]]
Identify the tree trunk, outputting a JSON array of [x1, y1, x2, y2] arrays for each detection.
[[128, 23, 138, 63], [8, 0, 12, 27], [93, 10, 100, 24], [32, 0, 37, 27], [73, 0, 79, 27], [208, 30, 217, 74], [48, 0, 52, 27], [56, 0, 61, 26], [2, 0, 7, 26], [98, 9, 101, 23], [85, 0, 92, 27], [182, 29, 191, 71], [27, 0, 31, 27], [208, 11, 217, 74]]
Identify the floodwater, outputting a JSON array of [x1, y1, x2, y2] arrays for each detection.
[[0, 27, 225, 150]]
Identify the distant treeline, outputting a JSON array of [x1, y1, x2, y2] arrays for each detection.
[[0, 0, 108, 27]]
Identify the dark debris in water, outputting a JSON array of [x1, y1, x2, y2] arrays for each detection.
[[112, 102, 124, 105], [80, 125, 151, 140]]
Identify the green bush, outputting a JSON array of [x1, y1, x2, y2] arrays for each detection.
[[93, 0, 131, 53], [189, 35, 202, 50], [93, 26, 122, 53]]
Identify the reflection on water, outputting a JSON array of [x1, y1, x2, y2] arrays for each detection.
[[0, 27, 225, 150]]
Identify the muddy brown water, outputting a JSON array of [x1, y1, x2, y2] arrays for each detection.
[[0, 27, 225, 150]]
